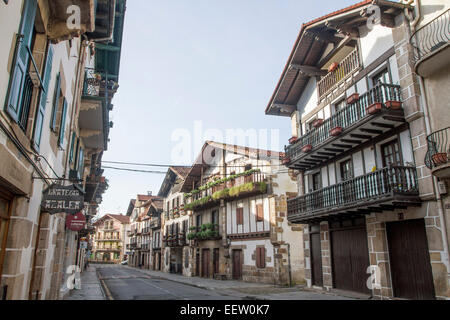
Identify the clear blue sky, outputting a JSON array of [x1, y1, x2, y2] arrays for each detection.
[[99, 0, 359, 215]]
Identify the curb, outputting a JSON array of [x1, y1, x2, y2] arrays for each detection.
[[97, 269, 114, 300]]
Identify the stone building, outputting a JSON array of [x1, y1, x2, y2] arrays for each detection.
[[92, 214, 129, 263], [180, 141, 304, 285], [148, 198, 163, 271], [0, 0, 126, 299], [158, 166, 191, 275], [265, 0, 449, 299]]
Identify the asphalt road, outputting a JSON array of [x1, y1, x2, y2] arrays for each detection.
[[97, 266, 243, 300]]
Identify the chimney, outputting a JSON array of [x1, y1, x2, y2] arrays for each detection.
[[147, 191, 152, 196]]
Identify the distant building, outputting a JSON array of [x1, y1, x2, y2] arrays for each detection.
[[92, 214, 130, 263]]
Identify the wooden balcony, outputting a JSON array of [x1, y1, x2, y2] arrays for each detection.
[[425, 127, 450, 179], [288, 166, 421, 223], [285, 84, 405, 171], [185, 171, 268, 211], [317, 47, 361, 102]]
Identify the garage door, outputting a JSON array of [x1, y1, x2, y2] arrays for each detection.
[[331, 226, 370, 294], [387, 219, 435, 300]]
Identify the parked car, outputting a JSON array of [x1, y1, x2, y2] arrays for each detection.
[[121, 260, 128, 265]]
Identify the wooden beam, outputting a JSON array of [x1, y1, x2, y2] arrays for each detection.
[[360, 128, 383, 134], [305, 29, 341, 44], [371, 122, 395, 129], [324, 147, 344, 153], [290, 64, 327, 76], [310, 155, 329, 160], [317, 35, 353, 67], [382, 116, 406, 123], [332, 143, 353, 149], [325, 21, 359, 38], [340, 138, 362, 144], [350, 133, 372, 140], [272, 104, 296, 114], [317, 151, 336, 157], [367, 207, 383, 213]]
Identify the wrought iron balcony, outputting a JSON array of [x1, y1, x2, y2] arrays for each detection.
[[287, 166, 421, 223], [425, 127, 450, 178], [285, 83, 405, 170], [411, 9, 450, 77], [318, 47, 361, 102]]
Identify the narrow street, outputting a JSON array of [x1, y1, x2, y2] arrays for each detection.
[[97, 265, 243, 300]]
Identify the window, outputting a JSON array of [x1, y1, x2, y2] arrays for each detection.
[[305, 119, 315, 133], [333, 99, 346, 115], [372, 68, 391, 87], [381, 139, 402, 167], [68, 133, 76, 164], [196, 215, 202, 230], [212, 210, 219, 227], [50, 73, 61, 132], [5, 0, 37, 130], [312, 172, 321, 191], [256, 204, 264, 222], [256, 247, 266, 268], [236, 207, 243, 225], [33, 45, 54, 151], [340, 159, 353, 182]]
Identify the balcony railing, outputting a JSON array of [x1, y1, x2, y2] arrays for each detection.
[[150, 217, 161, 228], [288, 166, 419, 220], [425, 127, 450, 170], [18, 73, 34, 131], [411, 9, 450, 63], [286, 83, 402, 163], [317, 47, 361, 100], [83, 68, 102, 97]]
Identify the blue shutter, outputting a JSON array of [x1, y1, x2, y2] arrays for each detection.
[[69, 132, 76, 164], [32, 45, 54, 151], [5, 0, 37, 121], [58, 98, 67, 147], [50, 73, 60, 131], [78, 148, 85, 178]]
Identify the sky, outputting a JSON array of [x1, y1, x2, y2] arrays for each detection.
[[98, 0, 360, 216]]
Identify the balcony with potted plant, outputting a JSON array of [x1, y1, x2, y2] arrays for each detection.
[[425, 127, 450, 179], [284, 83, 405, 171]]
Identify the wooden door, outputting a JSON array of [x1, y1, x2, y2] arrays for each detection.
[[213, 248, 219, 275], [232, 250, 242, 280], [310, 233, 323, 287], [331, 227, 370, 294], [387, 219, 435, 300], [195, 253, 200, 276], [202, 249, 210, 278]]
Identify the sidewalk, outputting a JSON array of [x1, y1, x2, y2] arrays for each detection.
[[124, 266, 360, 300], [64, 265, 106, 300]]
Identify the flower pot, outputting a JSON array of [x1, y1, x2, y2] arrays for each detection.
[[432, 153, 448, 165], [366, 102, 383, 115], [346, 93, 360, 104], [289, 136, 298, 144], [328, 62, 339, 73], [312, 119, 324, 128], [282, 157, 291, 165], [302, 144, 313, 153], [385, 100, 402, 109], [330, 126, 343, 137]]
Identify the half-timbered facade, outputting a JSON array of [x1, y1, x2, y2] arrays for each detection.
[[181, 141, 304, 284], [266, 0, 449, 299], [92, 214, 129, 263], [159, 167, 191, 275]]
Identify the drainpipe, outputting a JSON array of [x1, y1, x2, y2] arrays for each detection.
[[287, 243, 292, 287], [404, 2, 450, 275]]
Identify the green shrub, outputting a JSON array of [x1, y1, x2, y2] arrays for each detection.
[[212, 188, 229, 200]]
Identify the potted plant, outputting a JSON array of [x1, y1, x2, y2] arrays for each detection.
[[282, 157, 291, 165], [366, 102, 383, 114], [289, 136, 298, 144], [328, 62, 339, 73], [385, 100, 402, 109], [302, 144, 313, 153], [330, 126, 343, 136], [346, 93, 360, 104], [432, 153, 448, 165], [312, 118, 324, 128]]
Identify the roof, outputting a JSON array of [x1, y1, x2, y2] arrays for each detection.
[[171, 166, 191, 179], [150, 199, 164, 211], [93, 214, 129, 226], [265, 0, 410, 116], [180, 141, 284, 193], [137, 194, 154, 202], [157, 166, 191, 198], [126, 199, 135, 216]]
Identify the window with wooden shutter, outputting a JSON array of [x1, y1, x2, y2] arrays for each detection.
[[32, 45, 53, 151], [6, 0, 37, 123], [236, 207, 243, 225], [256, 247, 266, 268], [50, 73, 61, 131], [68, 132, 76, 164], [256, 204, 264, 222], [58, 98, 67, 147]]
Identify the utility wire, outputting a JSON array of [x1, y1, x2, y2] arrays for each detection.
[[102, 165, 167, 174], [102, 160, 285, 168]]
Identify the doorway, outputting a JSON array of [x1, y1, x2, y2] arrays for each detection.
[[201, 249, 210, 278], [232, 249, 242, 280]]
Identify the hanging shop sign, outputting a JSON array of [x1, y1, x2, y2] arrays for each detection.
[[41, 184, 85, 215], [66, 212, 86, 231]]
